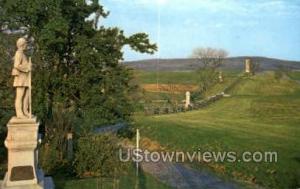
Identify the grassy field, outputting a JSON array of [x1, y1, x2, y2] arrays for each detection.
[[138, 70, 240, 106], [134, 72, 300, 189], [135, 71, 200, 85], [54, 165, 171, 189], [135, 70, 239, 85], [288, 71, 300, 81]]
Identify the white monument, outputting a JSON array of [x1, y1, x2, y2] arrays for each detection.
[[184, 91, 191, 109], [245, 59, 251, 73], [218, 71, 223, 83], [0, 38, 54, 189]]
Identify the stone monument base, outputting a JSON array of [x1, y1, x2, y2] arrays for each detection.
[[1, 117, 55, 189], [0, 176, 54, 189]]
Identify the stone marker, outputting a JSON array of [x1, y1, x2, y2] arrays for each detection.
[[245, 59, 251, 73], [184, 91, 190, 109], [0, 38, 54, 189], [218, 71, 223, 83]]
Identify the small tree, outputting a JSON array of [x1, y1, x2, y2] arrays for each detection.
[[191, 47, 228, 68], [191, 47, 228, 96]]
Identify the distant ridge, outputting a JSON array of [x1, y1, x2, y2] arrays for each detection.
[[125, 56, 300, 71]]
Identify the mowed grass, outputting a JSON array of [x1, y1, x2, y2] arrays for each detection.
[[203, 72, 241, 97], [54, 166, 171, 189], [134, 72, 300, 189], [135, 71, 200, 84], [135, 70, 239, 85], [288, 71, 300, 81]]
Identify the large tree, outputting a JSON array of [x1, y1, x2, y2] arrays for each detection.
[[0, 33, 18, 128], [0, 0, 157, 127], [0, 33, 19, 163], [0, 0, 157, 169]]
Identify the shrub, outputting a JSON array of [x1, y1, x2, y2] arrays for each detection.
[[73, 134, 124, 178], [39, 105, 75, 174], [153, 108, 160, 115], [117, 124, 135, 139]]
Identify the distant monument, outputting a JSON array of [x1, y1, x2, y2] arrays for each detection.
[[218, 71, 223, 83], [185, 91, 191, 109], [0, 38, 54, 189], [245, 58, 251, 74]]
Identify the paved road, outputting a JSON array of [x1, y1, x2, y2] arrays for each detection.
[[96, 124, 258, 189], [94, 123, 126, 134], [141, 160, 241, 189]]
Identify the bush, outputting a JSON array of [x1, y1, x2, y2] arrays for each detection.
[[74, 134, 124, 178], [39, 143, 62, 174], [153, 107, 160, 115], [117, 124, 135, 139], [144, 107, 152, 115]]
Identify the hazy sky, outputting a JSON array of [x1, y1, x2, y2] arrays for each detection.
[[100, 0, 300, 61]]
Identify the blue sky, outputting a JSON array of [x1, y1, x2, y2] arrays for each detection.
[[100, 0, 300, 61]]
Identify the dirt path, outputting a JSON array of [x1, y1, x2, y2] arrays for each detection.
[[94, 123, 126, 134]]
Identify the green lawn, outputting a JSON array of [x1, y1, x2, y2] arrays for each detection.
[[288, 71, 300, 81], [135, 70, 239, 85], [134, 72, 300, 189], [54, 166, 171, 189], [135, 71, 200, 84]]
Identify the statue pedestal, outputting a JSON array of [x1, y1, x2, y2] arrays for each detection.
[[0, 117, 54, 189]]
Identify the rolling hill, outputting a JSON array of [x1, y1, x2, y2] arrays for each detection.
[[134, 72, 300, 189], [125, 56, 300, 71]]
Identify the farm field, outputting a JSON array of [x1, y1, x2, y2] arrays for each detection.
[[134, 71, 300, 188], [139, 70, 240, 106]]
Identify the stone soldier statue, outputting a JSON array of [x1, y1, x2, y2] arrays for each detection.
[[12, 38, 32, 119], [1, 38, 54, 189]]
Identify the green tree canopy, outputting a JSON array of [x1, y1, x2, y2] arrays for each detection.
[[0, 0, 157, 128], [0, 33, 19, 128]]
